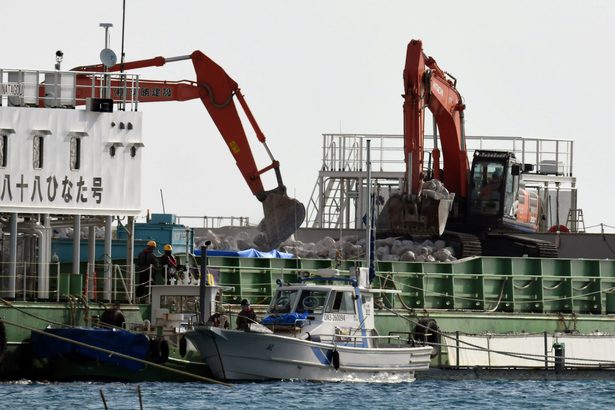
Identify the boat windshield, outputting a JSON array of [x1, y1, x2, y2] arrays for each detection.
[[269, 288, 330, 315], [270, 289, 299, 313], [295, 289, 329, 315]]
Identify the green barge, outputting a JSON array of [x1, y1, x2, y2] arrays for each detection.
[[3, 254, 615, 379]]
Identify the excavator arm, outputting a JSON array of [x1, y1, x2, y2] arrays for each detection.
[[404, 39, 469, 198], [71, 52, 305, 249], [378, 39, 467, 236]]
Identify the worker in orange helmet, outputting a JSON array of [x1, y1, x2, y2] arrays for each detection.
[[136, 240, 160, 301], [160, 244, 179, 283]]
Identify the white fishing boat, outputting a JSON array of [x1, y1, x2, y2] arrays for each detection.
[[185, 267, 432, 382]]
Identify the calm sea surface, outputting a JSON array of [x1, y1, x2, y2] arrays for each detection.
[[1, 379, 614, 409]]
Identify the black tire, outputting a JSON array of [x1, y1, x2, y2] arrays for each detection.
[[331, 350, 340, 370], [413, 318, 440, 358], [179, 336, 187, 357], [0, 320, 6, 362], [157, 339, 169, 364], [148, 338, 169, 364], [100, 309, 126, 328]]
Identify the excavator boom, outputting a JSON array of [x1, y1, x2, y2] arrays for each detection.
[[378, 39, 464, 236], [71, 52, 305, 249]]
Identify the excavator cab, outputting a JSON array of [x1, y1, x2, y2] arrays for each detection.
[[467, 150, 527, 231]]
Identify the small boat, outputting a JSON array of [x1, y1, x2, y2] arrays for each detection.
[[30, 280, 229, 381], [185, 268, 433, 382], [31, 327, 150, 372]]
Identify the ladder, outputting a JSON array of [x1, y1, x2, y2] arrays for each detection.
[[566, 209, 585, 233]]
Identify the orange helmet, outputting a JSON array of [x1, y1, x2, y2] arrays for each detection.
[[147, 240, 157, 248], [163, 244, 173, 252]]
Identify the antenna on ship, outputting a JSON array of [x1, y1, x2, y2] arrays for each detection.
[[99, 23, 117, 100], [365, 139, 375, 284], [54, 50, 63, 71], [120, 0, 127, 72]]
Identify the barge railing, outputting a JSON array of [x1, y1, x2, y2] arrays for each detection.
[[2, 255, 615, 316]]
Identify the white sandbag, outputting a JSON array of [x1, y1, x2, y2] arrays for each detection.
[[400, 250, 416, 261], [316, 236, 337, 257]]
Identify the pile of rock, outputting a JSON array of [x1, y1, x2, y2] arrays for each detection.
[[195, 229, 456, 262], [281, 236, 456, 262]]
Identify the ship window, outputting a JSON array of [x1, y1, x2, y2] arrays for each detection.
[[503, 166, 516, 217], [0, 135, 7, 168], [160, 295, 197, 314], [270, 289, 299, 314], [326, 291, 356, 314], [296, 290, 328, 314], [469, 160, 504, 216], [70, 136, 81, 170], [33, 135, 44, 169]]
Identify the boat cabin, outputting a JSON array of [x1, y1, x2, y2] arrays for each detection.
[[261, 267, 399, 348]]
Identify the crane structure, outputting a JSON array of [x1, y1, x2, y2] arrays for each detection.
[[71, 51, 305, 250]]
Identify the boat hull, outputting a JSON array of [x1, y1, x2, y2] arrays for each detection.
[[186, 327, 432, 382]]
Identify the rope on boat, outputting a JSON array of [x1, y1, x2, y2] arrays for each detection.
[[0, 297, 69, 328], [0, 317, 231, 387]]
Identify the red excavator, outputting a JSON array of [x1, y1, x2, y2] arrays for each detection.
[[377, 39, 557, 257], [70, 51, 305, 250]]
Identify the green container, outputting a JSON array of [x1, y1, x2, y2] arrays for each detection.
[[59, 272, 71, 296], [69, 274, 83, 296]]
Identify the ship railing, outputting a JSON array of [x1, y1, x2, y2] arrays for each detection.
[[317, 333, 402, 347], [176, 215, 252, 228], [0, 68, 141, 112], [0, 260, 59, 302], [320, 133, 574, 177], [0, 260, 138, 303]]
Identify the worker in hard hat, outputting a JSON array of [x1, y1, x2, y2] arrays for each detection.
[[160, 244, 179, 283], [136, 240, 160, 301]]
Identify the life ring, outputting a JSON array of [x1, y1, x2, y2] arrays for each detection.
[[413, 318, 440, 358], [0, 320, 6, 361], [148, 338, 170, 364], [548, 224, 570, 233]]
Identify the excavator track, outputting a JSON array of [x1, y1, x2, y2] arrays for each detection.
[[441, 231, 558, 259], [442, 231, 482, 258], [483, 233, 559, 258]]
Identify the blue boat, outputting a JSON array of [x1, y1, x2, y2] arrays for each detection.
[[31, 327, 150, 371]]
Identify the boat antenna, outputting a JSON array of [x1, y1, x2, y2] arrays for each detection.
[[160, 189, 166, 214], [120, 0, 126, 71], [199, 241, 212, 324], [365, 139, 375, 284]]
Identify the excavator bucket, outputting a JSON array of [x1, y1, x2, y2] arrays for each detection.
[[255, 189, 306, 250], [376, 191, 453, 237]]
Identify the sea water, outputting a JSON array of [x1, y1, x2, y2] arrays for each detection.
[[1, 379, 614, 409]]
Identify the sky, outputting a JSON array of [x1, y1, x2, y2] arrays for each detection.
[[4, 0, 614, 231]]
